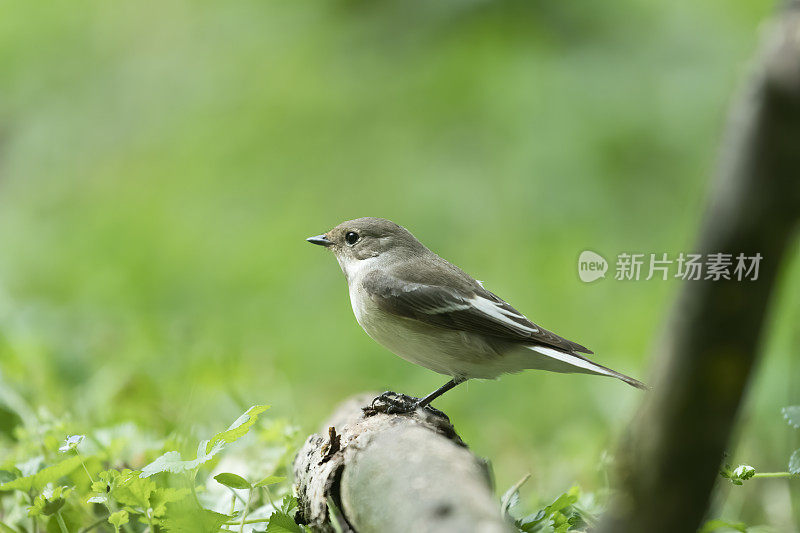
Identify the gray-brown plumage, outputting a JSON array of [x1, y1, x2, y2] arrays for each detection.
[[308, 217, 646, 410]]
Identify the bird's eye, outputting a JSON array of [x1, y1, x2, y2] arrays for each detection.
[[345, 231, 359, 245]]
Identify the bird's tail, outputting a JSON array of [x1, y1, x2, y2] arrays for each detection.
[[525, 345, 648, 390]]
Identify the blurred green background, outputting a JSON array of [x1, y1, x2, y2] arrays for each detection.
[[1, 0, 798, 529]]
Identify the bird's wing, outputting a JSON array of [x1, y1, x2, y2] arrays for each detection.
[[361, 270, 592, 354]]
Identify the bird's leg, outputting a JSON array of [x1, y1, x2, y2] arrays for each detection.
[[416, 377, 466, 408]]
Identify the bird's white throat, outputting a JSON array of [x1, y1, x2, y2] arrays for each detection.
[[336, 254, 379, 284]]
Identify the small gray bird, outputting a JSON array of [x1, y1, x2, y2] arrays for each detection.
[[308, 217, 645, 412]]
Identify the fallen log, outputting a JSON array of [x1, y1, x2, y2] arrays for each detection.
[[293, 392, 514, 533]]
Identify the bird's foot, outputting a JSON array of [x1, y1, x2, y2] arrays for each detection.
[[366, 391, 418, 414], [362, 391, 447, 419]]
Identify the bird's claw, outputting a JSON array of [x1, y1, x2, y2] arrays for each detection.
[[362, 391, 447, 419], [370, 391, 419, 414]]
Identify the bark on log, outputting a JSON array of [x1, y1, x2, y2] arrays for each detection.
[[597, 2, 800, 532], [293, 393, 513, 533]]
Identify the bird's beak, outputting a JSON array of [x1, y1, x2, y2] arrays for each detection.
[[306, 234, 333, 247]]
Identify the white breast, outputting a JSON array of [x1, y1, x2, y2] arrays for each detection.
[[345, 268, 517, 380]]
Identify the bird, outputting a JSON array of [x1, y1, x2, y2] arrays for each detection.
[[307, 217, 646, 413]]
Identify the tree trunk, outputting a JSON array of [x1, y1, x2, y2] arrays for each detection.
[[597, 2, 800, 532]]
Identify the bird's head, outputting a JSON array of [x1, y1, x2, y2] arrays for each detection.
[[307, 217, 422, 280]]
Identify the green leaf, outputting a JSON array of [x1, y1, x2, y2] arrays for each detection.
[[206, 405, 270, 453], [214, 472, 251, 490], [782, 406, 800, 429], [266, 511, 303, 533], [28, 486, 71, 516], [280, 495, 298, 514], [517, 509, 547, 532], [140, 451, 185, 477], [789, 449, 800, 475], [108, 510, 130, 528], [111, 470, 155, 509], [140, 440, 224, 478], [140, 406, 268, 480], [150, 487, 191, 517], [0, 455, 83, 492], [565, 509, 590, 531], [699, 518, 748, 533], [161, 507, 231, 533], [545, 486, 579, 515], [731, 465, 755, 481], [254, 475, 286, 488], [516, 486, 580, 533], [723, 464, 755, 485]]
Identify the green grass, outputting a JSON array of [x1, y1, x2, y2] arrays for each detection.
[[1, 0, 797, 530]]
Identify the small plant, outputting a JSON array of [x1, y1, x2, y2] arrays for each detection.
[[698, 405, 800, 532], [720, 405, 800, 485], [0, 404, 306, 532], [501, 475, 603, 533]]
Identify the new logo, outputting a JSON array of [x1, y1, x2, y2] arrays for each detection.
[[578, 251, 608, 282]]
